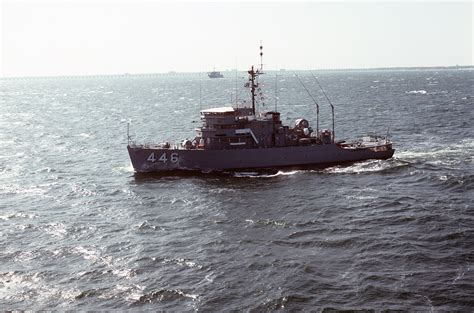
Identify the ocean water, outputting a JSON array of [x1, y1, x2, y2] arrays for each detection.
[[0, 69, 473, 311]]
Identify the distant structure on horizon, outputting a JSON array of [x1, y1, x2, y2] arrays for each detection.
[[208, 69, 224, 78]]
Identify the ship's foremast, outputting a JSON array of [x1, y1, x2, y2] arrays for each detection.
[[247, 44, 264, 115]]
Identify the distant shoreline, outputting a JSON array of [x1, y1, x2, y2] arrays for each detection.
[[1, 65, 473, 80]]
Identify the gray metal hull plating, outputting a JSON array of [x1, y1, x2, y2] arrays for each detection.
[[127, 144, 395, 173]]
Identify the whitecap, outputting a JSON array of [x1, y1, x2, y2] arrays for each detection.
[[234, 170, 301, 178], [111, 164, 135, 175], [205, 273, 215, 283], [112, 268, 135, 278], [396, 143, 473, 163], [72, 246, 101, 261], [68, 183, 98, 197], [183, 292, 199, 300], [128, 290, 145, 301], [346, 194, 376, 200], [163, 257, 203, 270], [245, 218, 287, 227], [323, 160, 388, 174], [0, 212, 38, 221], [135, 220, 165, 231], [43, 222, 68, 238], [406, 90, 427, 95], [0, 183, 47, 197], [116, 283, 146, 302], [0, 271, 80, 304], [208, 188, 236, 194], [75, 132, 94, 139]]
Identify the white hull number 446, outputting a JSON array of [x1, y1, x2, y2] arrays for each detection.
[[147, 152, 179, 163]]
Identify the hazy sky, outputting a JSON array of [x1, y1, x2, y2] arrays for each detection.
[[1, 1, 472, 77]]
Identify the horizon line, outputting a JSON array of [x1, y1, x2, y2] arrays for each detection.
[[1, 64, 473, 80]]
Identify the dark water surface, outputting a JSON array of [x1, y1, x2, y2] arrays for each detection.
[[1, 70, 473, 311]]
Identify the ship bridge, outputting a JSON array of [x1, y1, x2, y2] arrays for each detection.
[[196, 105, 312, 150]]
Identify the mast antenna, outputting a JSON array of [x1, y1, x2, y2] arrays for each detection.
[[248, 66, 257, 115], [199, 71, 202, 111], [311, 72, 335, 142], [235, 58, 238, 106], [295, 73, 319, 136], [275, 74, 279, 112], [246, 43, 265, 115]]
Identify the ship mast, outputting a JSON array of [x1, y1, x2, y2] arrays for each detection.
[[247, 44, 264, 115], [249, 66, 257, 114], [311, 73, 335, 142]]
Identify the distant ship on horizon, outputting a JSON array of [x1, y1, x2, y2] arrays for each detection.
[[208, 69, 224, 78]]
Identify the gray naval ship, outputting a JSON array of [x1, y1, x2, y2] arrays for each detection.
[[208, 70, 224, 78], [127, 46, 394, 173]]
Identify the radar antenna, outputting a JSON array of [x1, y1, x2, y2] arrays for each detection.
[[311, 73, 335, 142]]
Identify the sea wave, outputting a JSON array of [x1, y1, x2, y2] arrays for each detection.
[[233, 170, 302, 178], [0, 271, 80, 307], [131, 288, 198, 306], [322, 159, 406, 174], [406, 90, 427, 95], [2, 70, 472, 311]]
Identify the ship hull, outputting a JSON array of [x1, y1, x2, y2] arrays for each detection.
[[127, 144, 395, 173]]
